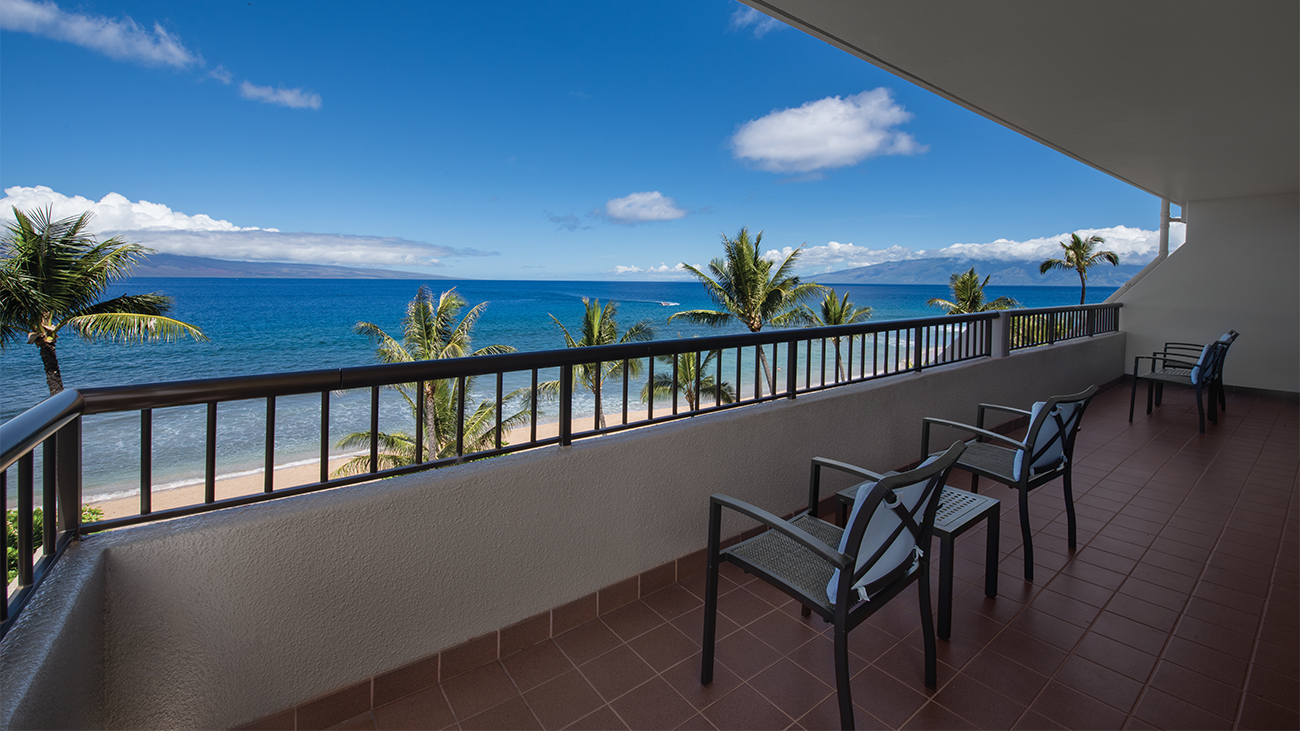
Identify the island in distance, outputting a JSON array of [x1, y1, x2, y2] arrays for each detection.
[[128, 253, 439, 279], [822, 257, 1145, 286]]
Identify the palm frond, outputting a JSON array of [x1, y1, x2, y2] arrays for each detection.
[[67, 313, 208, 343]]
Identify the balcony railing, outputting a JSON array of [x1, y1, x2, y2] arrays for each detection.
[[1, 303, 1118, 637]]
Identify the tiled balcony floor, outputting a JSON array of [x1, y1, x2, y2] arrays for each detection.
[[331, 384, 1298, 730]]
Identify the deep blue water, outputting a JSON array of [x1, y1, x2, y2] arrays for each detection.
[[1, 278, 1115, 500]]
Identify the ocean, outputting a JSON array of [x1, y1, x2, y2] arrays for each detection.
[[1, 278, 1116, 501]]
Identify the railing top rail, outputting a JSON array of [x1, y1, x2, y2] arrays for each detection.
[[0, 389, 84, 474], [78, 312, 1002, 412]]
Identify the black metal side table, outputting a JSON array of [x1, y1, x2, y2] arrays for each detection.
[[836, 483, 1000, 640]]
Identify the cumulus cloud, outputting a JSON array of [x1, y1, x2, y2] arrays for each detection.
[[732, 89, 923, 174], [239, 81, 322, 110], [0, 186, 491, 268], [729, 6, 784, 38], [0, 0, 200, 68], [603, 191, 687, 224], [765, 225, 1186, 272]]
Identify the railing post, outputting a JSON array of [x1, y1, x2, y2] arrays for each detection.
[[1086, 307, 1096, 337], [913, 326, 924, 372], [786, 340, 798, 398], [55, 416, 81, 537], [1047, 311, 1058, 345], [559, 364, 573, 446], [992, 311, 1011, 358]]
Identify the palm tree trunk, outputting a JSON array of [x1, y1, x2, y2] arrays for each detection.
[[36, 339, 64, 396], [1078, 270, 1087, 305], [424, 383, 439, 459]]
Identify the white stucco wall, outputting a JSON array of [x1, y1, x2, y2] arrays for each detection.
[[1116, 192, 1299, 393], [1, 334, 1124, 730]]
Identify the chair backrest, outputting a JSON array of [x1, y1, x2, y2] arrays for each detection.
[[1013, 385, 1100, 481], [1189, 341, 1226, 385], [828, 442, 966, 605]]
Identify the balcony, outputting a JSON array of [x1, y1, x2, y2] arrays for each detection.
[[232, 383, 1296, 731]]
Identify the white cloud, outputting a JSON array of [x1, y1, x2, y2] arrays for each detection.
[[608, 262, 686, 276], [732, 89, 923, 174], [770, 225, 1187, 272], [0, 0, 200, 68], [0, 186, 490, 268], [207, 65, 233, 84], [729, 6, 784, 38], [603, 191, 686, 224], [239, 81, 322, 110], [762, 242, 921, 269]]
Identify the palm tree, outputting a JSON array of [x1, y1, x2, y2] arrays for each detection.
[[669, 227, 823, 394], [539, 298, 653, 428], [799, 289, 872, 380], [928, 268, 1019, 314], [1, 206, 207, 395], [1039, 233, 1121, 305], [640, 349, 736, 411], [334, 286, 528, 476]]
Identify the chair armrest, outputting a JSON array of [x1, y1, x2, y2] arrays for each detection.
[[709, 494, 849, 569], [976, 402, 1031, 429], [923, 417, 1028, 451], [811, 457, 886, 482], [808, 457, 886, 508]]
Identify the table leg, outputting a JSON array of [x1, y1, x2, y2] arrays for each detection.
[[938, 534, 954, 641]]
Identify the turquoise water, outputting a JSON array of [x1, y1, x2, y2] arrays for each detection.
[[1, 278, 1116, 499]]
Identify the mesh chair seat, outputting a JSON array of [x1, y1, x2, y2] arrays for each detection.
[[728, 514, 843, 612], [956, 441, 1018, 481], [1140, 370, 1194, 386]]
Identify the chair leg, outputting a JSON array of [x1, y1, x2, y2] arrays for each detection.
[[1155, 382, 1164, 406], [801, 605, 812, 618], [1195, 387, 1206, 434], [833, 626, 855, 730], [970, 474, 980, 494], [1063, 469, 1077, 551], [1019, 488, 1034, 582], [1146, 380, 1155, 415], [701, 505, 722, 686], [1218, 380, 1227, 412], [917, 564, 938, 689], [1129, 376, 1139, 422]]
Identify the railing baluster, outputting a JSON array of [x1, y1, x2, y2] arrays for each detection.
[[648, 357, 655, 418], [320, 391, 330, 484], [715, 349, 723, 406], [559, 364, 573, 446], [786, 341, 797, 398], [456, 375, 467, 456], [17, 453, 33, 587], [671, 355, 679, 415], [593, 363, 602, 429], [621, 360, 629, 425], [820, 338, 827, 386], [753, 345, 761, 399], [370, 385, 380, 473], [41, 439, 55, 556], [528, 372, 537, 443], [496, 372, 505, 449], [415, 381, 426, 462], [693, 351, 702, 411], [205, 402, 217, 503], [263, 398, 274, 493], [141, 408, 153, 513]]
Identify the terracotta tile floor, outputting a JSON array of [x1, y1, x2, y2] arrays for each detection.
[[335, 384, 1298, 730]]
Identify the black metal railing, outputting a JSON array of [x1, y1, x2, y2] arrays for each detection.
[[1008, 303, 1120, 350], [1, 303, 1119, 636]]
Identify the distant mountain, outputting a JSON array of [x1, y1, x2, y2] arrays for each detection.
[[820, 257, 1145, 286], [127, 253, 444, 279]]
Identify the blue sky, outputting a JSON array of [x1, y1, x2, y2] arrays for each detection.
[[0, 0, 1180, 279]]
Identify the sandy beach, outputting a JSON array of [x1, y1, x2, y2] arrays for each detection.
[[89, 408, 667, 521]]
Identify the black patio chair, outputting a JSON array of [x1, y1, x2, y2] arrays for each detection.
[[1131, 339, 1227, 433], [1151, 330, 1238, 414], [701, 442, 966, 731], [920, 386, 1099, 582]]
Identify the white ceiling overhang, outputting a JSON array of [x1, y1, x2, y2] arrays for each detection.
[[743, 1, 1299, 204]]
